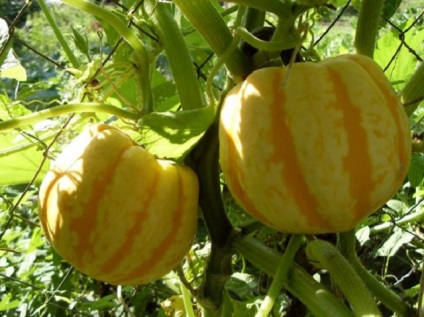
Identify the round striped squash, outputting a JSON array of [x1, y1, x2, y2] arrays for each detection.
[[219, 54, 411, 234], [38, 124, 199, 285]]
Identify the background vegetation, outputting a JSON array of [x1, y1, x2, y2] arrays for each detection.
[[1, 0, 423, 316]]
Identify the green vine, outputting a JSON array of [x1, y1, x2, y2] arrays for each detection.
[[354, 0, 384, 58], [231, 235, 355, 317], [337, 230, 414, 316], [235, 27, 302, 52], [243, 7, 266, 31], [256, 234, 304, 317], [225, 0, 300, 18], [402, 62, 424, 117], [188, 117, 235, 315], [144, 0, 205, 111], [39, 0, 80, 68], [306, 238, 382, 317], [0, 103, 140, 131], [173, 0, 252, 82]]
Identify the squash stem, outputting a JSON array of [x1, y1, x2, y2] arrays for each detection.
[[224, 0, 296, 18], [180, 280, 197, 317], [173, 0, 251, 82], [338, 230, 414, 316], [144, 0, 205, 111], [187, 118, 235, 314], [243, 7, 266, 31], [255, 234, 304, 317], [402, 62, 424, 116], [354, 0, 384, 58], [230, 235, 355, 317], [38, 0, 80, 68], [306, 239, 382, 317]]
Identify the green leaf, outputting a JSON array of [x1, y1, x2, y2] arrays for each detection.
[[161, 295, 186, 317], [0, 18, 27, 81], [382, 0, 402, 20], [0, 293, 20, 311], [376, 227, 414, 257], [227, 272, 258, 299], [152, 78, 179, 112], [0, 18, 12, 67], [229, 296, 260, 316], [329, 0, 350, 7], [404, 284, 420, 298], [355, 226, 370, 246], [408, 153, 424, 187], [0, 132, 48, 185], [71, 26, 90, 58], [27, 227, 44, 253], [374, 22, 424, 92], [80, 295, 117, 311], [0, 58, 27, 81], [138, 105, 215, 161], [96, 14, 133, 63], [0, 228, 23, 244]]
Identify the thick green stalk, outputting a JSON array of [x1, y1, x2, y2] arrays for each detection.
[[338, 230, 414, 316], [173, 0, 251, 82], [224, 0, 294, 17], [190, 121, 233, 247], [144, 1, 204, 110], [187, 118, 235, 315], [39, 0, 79, 68], [355, 0, 384, 58], [306, 239, 382, 317], [238, 2, 307, 67], [0, 103, 140, 131], [402, 62, 424, 116], [61, 0, 153, 112], [231, 235, 354, 317], [243, 7, 266, 31], [180, 282, 196, 317], [256, 235, 304, 317], [270, 2, 309, 42]]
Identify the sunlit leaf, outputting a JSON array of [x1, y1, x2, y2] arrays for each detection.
[[0, 294, 20, 311], [161, 295, 186, 317], [0, 18, 27, 81], [376, 227, 414, 257], [138, 105, 215, 161], [0, 17, 12, 67], [0, 132, 48, 185], [355, 226, 370, 246], [375, 21, 424, 91], [0, 60, 27, 81]]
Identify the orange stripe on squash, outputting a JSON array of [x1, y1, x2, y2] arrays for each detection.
[[38, 124, 199, 285], [326, 67, 374, 224], [270, 69, 329, 230], [219, 54, 411, 234]]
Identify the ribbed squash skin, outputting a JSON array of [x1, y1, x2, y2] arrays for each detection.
[[38, 124, 199, 285], [219, 54, 411, 234]]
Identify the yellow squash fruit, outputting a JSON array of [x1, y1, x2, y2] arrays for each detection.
[[219, 54, 411, 234], [38, 124, 199, 285]]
